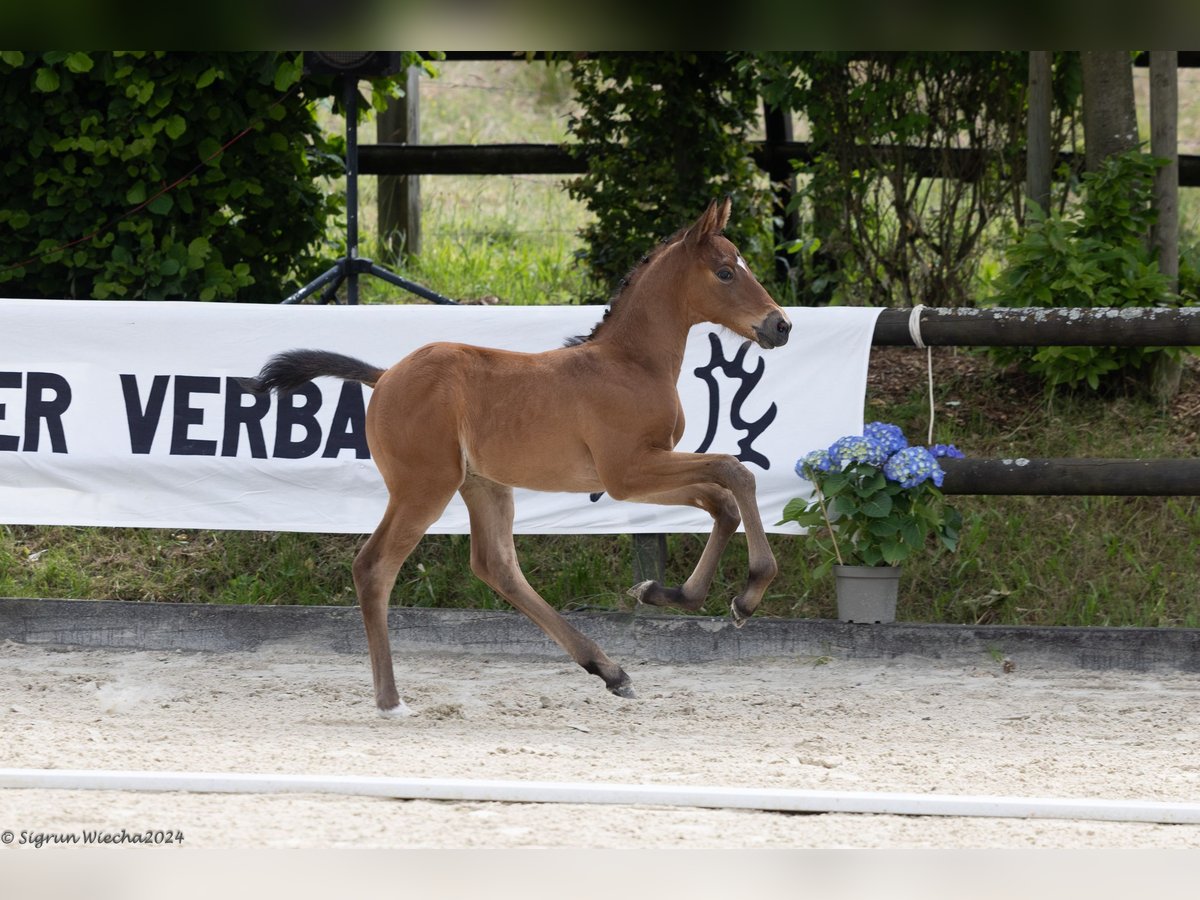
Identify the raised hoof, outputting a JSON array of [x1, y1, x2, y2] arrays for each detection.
[[730, 598, 753, 629], [628, 580, 694, 611], [608, 682, 637, 700], [627, 580, 657, 603], [377, 701, 414, 719]]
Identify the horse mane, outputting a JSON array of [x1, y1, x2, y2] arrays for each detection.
[[564, 227, 688, 347]]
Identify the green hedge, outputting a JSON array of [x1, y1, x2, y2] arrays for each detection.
[[0, 51, 346, 301]]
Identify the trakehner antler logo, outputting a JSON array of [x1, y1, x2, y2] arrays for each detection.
[[691, 332, 778, 469]]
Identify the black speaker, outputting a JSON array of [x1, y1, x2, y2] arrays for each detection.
[[303, 51, 403, 77]]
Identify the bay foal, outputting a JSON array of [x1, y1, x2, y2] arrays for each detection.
[[243, 199, 791, 715]]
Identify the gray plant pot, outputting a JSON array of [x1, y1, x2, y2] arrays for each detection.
[[833, 564, 901, 623]]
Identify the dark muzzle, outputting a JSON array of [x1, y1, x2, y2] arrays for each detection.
[[754, 310, 792, 349]]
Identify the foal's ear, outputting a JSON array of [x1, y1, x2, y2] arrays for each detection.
[[684, 197, 732, 245]]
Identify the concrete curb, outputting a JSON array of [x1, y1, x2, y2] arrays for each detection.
[[2, 597, 1198, 673]]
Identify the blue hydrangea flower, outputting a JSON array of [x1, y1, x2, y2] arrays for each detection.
[[796, 449, 835, 478], [883, 446, 945, 488], [931, 443, 965, 459], [864, 421, 908, 455], [828, 434, 889, 467]]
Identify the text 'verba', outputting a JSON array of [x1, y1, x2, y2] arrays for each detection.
[[0, 372, 370, 459]]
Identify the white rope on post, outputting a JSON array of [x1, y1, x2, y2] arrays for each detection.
[[2, 768, 1199, 825], [908, 303, 936, 446]]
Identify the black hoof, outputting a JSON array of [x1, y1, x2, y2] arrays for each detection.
[[608, 681, 637, 699], [628, 580, 696, 611]]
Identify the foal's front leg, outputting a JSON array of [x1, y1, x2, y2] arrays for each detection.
[[602, 451, 778, 624], [625, 484, 741, 612]]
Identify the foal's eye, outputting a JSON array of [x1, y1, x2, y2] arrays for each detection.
[[716, 267, 734, 282]]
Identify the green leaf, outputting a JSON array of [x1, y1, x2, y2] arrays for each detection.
[[2, 51, 26, 67], [861, 494, 893, 518], [821, 471, 849, 495], [148, 194, 174, 215], [856, 471, 886, 496], [781, 507, 828, 528], [858, 546, 884, 567], [164, 115, 187, 140], [34, 68, 60, 93], [187, 237, 211, 265], [65, 52, 94, 73], [196, 67, 220, 89], [273, 59, 300, 91], [900, 520, 924, 550], [779, 497, 812, 523], [125, 182, 146, 204], [197, 136, 222, 163], [828, 495, 858, 520]]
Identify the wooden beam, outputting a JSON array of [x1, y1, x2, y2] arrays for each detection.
[[360, 143, 586, 176], [941, 458, 1200, 496], [1025, 51, 1053, 213], [871, 307, 1200, 347], [359, 142, 1200, 187]]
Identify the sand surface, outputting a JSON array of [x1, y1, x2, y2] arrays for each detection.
[[1, 639, 1198, 849]]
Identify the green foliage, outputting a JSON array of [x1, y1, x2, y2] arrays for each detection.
[[0, 51, 426, 302], [566, 52, 772, 301], [754, 51, 1047, 307], [988, 150, 1182, 391]]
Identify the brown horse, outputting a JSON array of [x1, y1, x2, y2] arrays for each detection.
[[243, 199, 791, 716]]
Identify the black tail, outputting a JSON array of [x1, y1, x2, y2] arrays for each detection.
[[238, 349, 386, 394]]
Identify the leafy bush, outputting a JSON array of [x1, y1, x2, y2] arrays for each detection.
[[755, 51, 1041, 307], [987, 150, 1182, 391], [0, 51, 383, 301], [567, 52, 772, 301]]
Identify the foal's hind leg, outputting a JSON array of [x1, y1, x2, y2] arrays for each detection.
[[354, 487, 458, 716], [626, 484, 740, 612], [459, 474, 634, 698]]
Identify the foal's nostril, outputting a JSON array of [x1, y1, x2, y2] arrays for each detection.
[[777, 318, 791, 335]]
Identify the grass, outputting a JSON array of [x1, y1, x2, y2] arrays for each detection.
[[328, 60, 596, 306], [3, 59, 1200, 628]]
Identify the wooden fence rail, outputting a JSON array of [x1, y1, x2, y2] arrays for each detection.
[[868, 306, 1200, 499], [358, 142, 1200, 187], [940, 458, 1200, 496], [873, 306, 1200, 347]]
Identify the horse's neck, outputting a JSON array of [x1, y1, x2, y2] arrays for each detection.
[[595, 269, 692, 382]]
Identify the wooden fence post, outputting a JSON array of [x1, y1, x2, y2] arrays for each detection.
[[376, 66, 422, 260], [762, 100, 798, 284], [632, 533, 667, 586], [1150, 50, 1182, 401], [1025, 51, 1053, 215]]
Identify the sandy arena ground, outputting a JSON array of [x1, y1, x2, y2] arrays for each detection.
[[1, 639, 1198, 850]]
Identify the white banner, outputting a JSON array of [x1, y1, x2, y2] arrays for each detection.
[[0, 299, 882, 534]]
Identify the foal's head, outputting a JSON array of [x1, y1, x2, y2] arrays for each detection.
[[669, 198, 791, 349]]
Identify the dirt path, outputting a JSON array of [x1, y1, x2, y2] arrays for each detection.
[[1, 640, 1197, 849]]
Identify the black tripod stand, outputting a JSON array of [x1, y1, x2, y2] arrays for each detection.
[[284, 75, 454, 305]]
